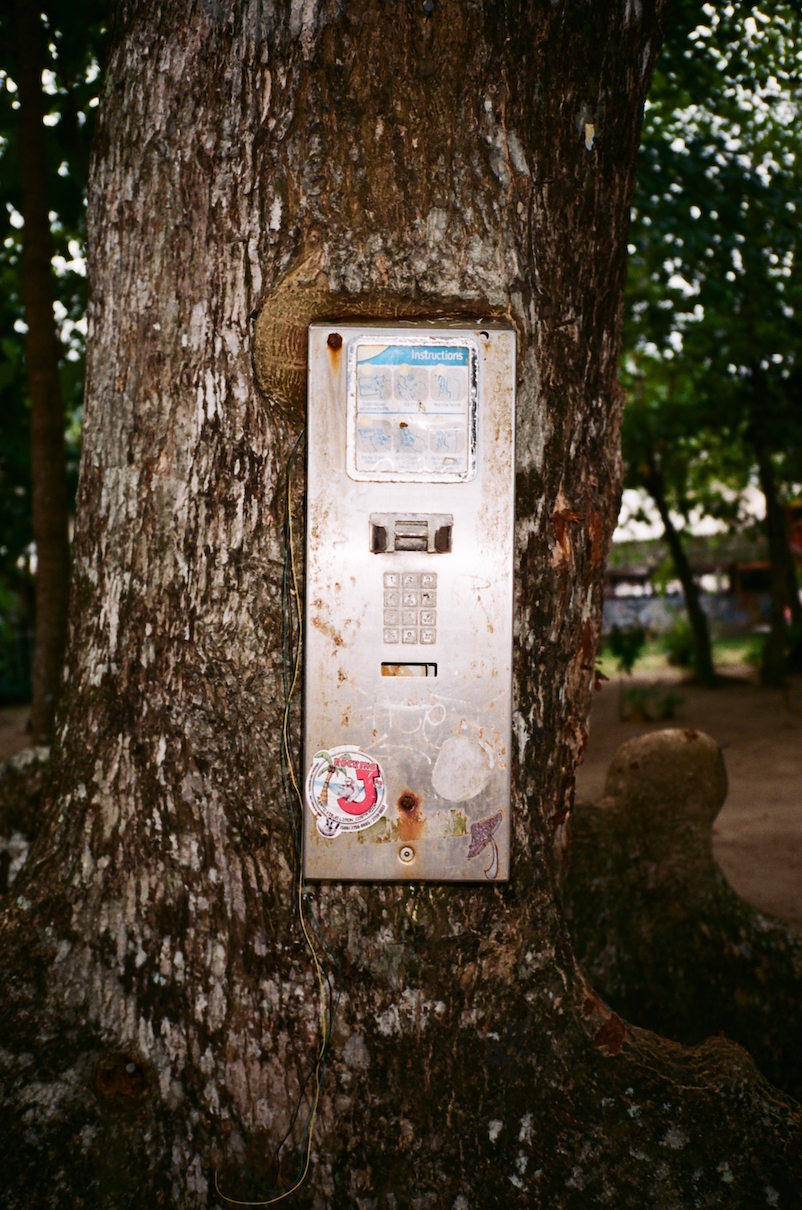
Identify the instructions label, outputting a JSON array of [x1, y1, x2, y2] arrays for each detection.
[[350, 341, 476, 479]]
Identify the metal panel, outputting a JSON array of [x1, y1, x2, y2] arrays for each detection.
[[303, 323, 516, 882]]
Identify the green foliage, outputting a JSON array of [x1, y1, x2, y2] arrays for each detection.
[[605, 624, 648, 675], [0, 5, 106, 688], [621, 683, 684, 722], [622, 1, 802, 546], [662, 615, 697, 668], [0, 581, 32, 703]]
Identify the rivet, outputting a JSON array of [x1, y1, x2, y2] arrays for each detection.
[[399, 845, 415, 864], [327, 332, 343, 350]]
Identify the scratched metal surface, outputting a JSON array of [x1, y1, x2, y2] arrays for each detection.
[[303, 322, 515, 882]]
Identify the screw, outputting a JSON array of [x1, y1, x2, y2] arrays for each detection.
[[327, 332, 342, 350], [399, 845, 415, 863]]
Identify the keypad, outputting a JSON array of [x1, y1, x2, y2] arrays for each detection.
[[383, 572, 436, 644]]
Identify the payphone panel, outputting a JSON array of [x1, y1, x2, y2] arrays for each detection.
[[303, 323, 515, 881]]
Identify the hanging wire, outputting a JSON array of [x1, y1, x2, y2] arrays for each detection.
[[216, 429, 340, 1206]]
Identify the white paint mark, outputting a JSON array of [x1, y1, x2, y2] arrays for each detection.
[[343, 1034, 371, 1069], [661, 1126, 688, 1150], [507, 130, 529, 175], [290, 0, 318, 59], [488, 1119, 503, 1142], [261, 70, 272, 123]]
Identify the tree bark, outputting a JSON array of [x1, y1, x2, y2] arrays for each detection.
[[647, 469, 717, 686], [1, 3, 800, 1206], [14, 1, 71, 743]]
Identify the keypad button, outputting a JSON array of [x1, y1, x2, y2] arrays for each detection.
[[380, 572, 436, 649]]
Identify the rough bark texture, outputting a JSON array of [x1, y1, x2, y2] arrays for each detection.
[[564, 728, 802, 1102], [1, 3, 801, 1207], [15, 2, 71, 743]]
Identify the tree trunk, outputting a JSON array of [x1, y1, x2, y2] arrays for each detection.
[[2, 3, 800, 1206], [757, 450, 791, 688], [754, 457, 788, 692], [14, 1, 71, 743], [648, 471, 717, 687], [746, 364, 799, 687]]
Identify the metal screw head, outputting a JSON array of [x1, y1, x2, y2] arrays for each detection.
[[327, 331, 343, 350], [398, 844, 415, 863]]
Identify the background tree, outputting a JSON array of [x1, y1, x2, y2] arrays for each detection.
[[1, 3, 801, 1207], [624, 0, 802, 686], [0, 3, 104, 729], [620, 358, 748, 685]]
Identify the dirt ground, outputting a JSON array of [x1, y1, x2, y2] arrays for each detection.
[[0, 706, 30, 764], [576, 669, 802, 930], [4, 682, 801, 929]]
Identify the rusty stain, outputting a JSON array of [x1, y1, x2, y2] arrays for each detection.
[[310, 615, 344, 647], [327, 331, 342, 350], [586, 505, 606, 567], [93, 1055, 149, 1102], [551, 805, 570, 830], [396, 789, 426, 841], [578, 619, 594, 666], [582, 991, 602, 1018], [593, 1014, 626, 1056]]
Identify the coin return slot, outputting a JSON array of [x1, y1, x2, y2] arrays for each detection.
[[370, 512, 453, 554], [381, 663, 437, 677]]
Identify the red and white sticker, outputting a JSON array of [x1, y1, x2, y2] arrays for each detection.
[[306, 747, 387, 837]]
